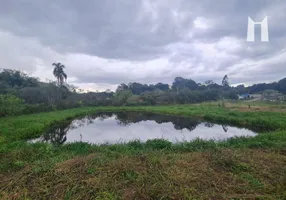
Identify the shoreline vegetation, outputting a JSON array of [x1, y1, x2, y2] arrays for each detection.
[[1, 102, 286, 199]]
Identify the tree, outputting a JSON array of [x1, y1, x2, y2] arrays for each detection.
[[53, 63, 67, 86], [172, 77, 198, 92], [154, 83, 170, 91], [126, 95, 142, 106], [205, 80, 215, 86], [141, 91, 156, 105], [52, 62, 67, 100], [222, 75, 230, 88], [278, 78, 286, 94], [204, 80, 215, 91], [116, 83, 128, 93], [0, 69, 39, 88], [112, 90, 132, 106], [128, 82, 150, 95]]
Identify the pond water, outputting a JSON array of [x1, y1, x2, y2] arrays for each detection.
[[31, 112, 258, 145]]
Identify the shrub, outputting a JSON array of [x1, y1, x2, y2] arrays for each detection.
[[126, 95, 145, 106], [22, 103, 57, 114], [0, 94, 24, 116]]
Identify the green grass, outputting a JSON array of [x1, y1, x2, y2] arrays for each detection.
[[1, 103, 286, 199], [1, 104, 286, 142]]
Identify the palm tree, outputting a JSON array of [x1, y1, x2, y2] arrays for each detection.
[[52, 62, 67, 100], [52, 62, 67, 86]]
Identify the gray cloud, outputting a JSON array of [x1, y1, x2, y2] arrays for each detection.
[[0, 0, 187, 60], [0, 0, 285, 91]]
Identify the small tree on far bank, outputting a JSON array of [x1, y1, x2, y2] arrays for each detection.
[[222, 75, 230, 88]]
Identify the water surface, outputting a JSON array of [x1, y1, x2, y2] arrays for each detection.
[[32, 112, 258, 145]]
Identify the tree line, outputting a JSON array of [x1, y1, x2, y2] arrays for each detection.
[[0, 64, 285, 116]]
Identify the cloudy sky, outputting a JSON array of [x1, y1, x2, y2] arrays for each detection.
[[0, 0, 285, 91]]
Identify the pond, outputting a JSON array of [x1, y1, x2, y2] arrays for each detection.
[[31, 112, 258, 145]]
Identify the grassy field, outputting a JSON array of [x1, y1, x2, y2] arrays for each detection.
[[1, 102, 286, 199]]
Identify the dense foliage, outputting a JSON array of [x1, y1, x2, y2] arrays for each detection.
[[1, 68, 286, 116], [0, 94, 24, 116]]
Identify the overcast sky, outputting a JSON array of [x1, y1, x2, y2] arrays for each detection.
[[0, 0, 285, 91]]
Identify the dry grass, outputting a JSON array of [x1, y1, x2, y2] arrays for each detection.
[[1, 149, 286, 200], [229, 106, 286, 113], [222, 102, 286, 113]]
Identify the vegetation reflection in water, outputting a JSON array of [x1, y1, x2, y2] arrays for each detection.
[[32, 112, 258, 145]]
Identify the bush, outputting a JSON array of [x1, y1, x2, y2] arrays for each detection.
[[126, 95, 145, 106], [22, 104, 57, 114], [0, 94, 24, 117]]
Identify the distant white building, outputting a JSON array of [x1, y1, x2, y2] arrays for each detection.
[[238, 93, 251, 100]]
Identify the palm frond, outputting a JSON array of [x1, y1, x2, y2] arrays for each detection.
[[62, 72, 67, 80]]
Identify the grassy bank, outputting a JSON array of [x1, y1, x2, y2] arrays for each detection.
[[1, 103, 286, 142], [1, 103, 286, 199]]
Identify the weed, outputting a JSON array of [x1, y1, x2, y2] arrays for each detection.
[[87, 167, 98, 174], [146, 139, 172, 150], [127, 140, 144, 149], [240, 173, 264, 189], [13, 160, 26, 168], [121, 170, 138, 181]]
